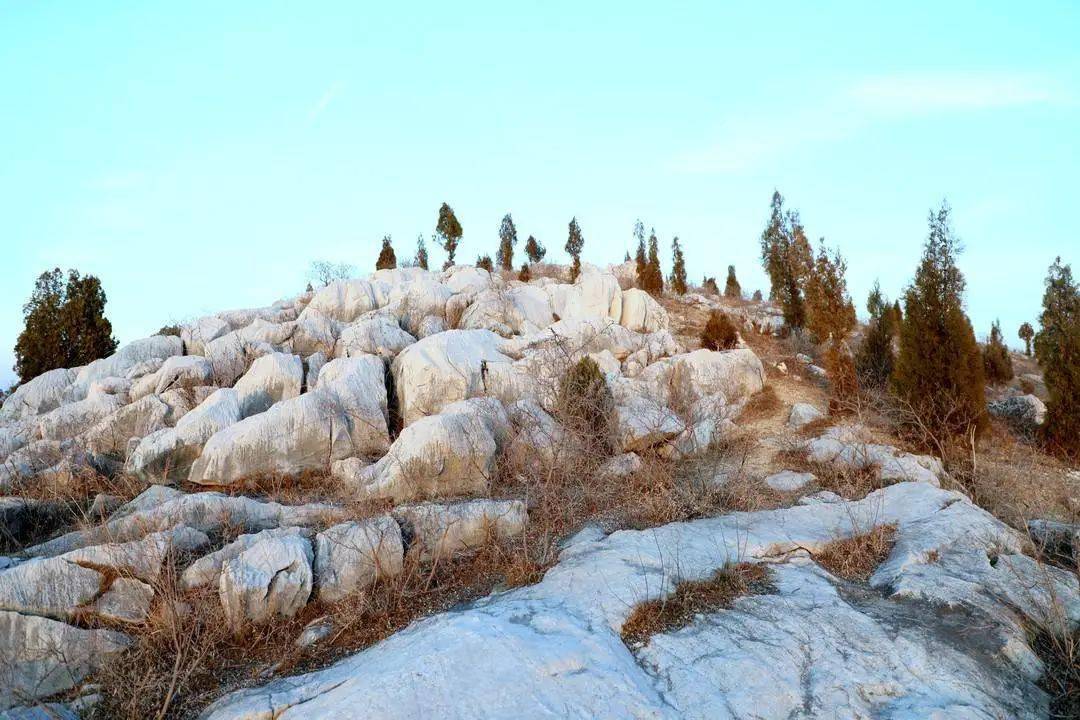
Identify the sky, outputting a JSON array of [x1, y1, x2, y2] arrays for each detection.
[[2, 1, 1078, 388]]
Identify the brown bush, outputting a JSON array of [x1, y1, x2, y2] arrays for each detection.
[[556, 357, 615, 454], [814, 525, 896, 582], [701, 310, 739, 351]]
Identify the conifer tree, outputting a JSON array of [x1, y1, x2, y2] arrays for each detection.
[[758, 191, 812, 331], [415, 235, 429, 270], [805, 241, 858, 408], [518, 263, 531, 282], [892, 203, 987, 443], [646, 230, 664, 295], [61, 271, 116, 369], [435, 202, 463, 269], [633, 220, 647, 290], [375, 234, 397, 270], [857, 280, 895, 388], [702, 277, 719, 295], [496, 213, 518, 271], [752, 289, 763, 301], [524, 235, 546, 263], [566, 217, 584, 281], [982, 320, 1013, 384], [1034, 257, 1080, 457], [475, 254, 494, 273], [724, 265, 741, 299], [669, 237, 687, 295], [1018, 322, 1034, 356]]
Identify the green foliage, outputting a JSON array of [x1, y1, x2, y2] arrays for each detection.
[[752, 289, 763, 302], [669, 237, 688, 295], [415, 235, 429, 270], [857, 281, 895, 388], [805, 241, 856, 344], [524, 235, 546, 263], [981, 319, 1014, 384], [496, 213, 518, 270], [1018, 321, 1034, 356], [475, 254, 494, 273], [566, 217, 584, 281], [759, 190, 813, 331], [14, 268, 118, 383], [558, 356, 615, 453], [634, 220, 647, 290], [156, 325, 182, 337], [892, 202, 987, 443], [376, 234, 397, 270], [1034, 257, 1080, 457], [646, 230, 664, 295], [724, 265, 741, 299], [701, 310, 739, 351], [702, 276, 719, 295], [435, 202, 463, 269]]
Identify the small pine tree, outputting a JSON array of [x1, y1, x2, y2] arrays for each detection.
[[982, 320, 1014, 384], [892, 202, 987, 443], [476, 254, 494, 273], [305, 282, 314, 293], [805, 241, 858, 407], [1034, 257, 1080, 457], [752, 289, 763, 302], [496, 213, 518, 271], [759, 190, 813, 331], [633, 220, 647, 290], [1018, 322, 1034, 356], [558, 357, 615, 453], [701, 310, 739, 350], [623, 251, 631, 262], [518, 263, 531, 282], [856, 280, 895, 388], [375, 234, 397, 270], [566, 217, 584, 281], [524, 235, 546, 263], [724, 265, 741, 299], [669, 237, 688, 295], [646, 230, 664, 295], [415, 235, 429, 270], [702, 277, 719, 295], [435, 202, 463, 269]]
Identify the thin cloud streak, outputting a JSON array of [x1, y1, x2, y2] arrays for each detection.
[[308, 81, 345, 122]]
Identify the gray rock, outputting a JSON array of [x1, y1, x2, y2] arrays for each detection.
[[597, 452, 643, 480], [764, 470, 816, 492], [787, 402, 824, 428], [181, 527, 312, 591], [314, 516, 404, 603], [988, 394, 1046, 429], [296, 617, 334, 648], [93, 577, 154, 623], [392, 499, 527, 562], [219, 533, 314, 629]]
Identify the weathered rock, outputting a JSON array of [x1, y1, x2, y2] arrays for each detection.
[[545, 265, 622, 323], [805, 424, 944, 486], [93, 577, 154, 623], [289, 307, 340, 357], [38, 393, 123, 441], [335, 316, 416, 359], [636, 348, 766, 420], [415, 315, 447, 338], [1027, 518, 1079, 566], [233, 352, 303, 418], [182, 315, 232, 356], [671, 417, 735, 457], [618, 288, 669, 333], [219, 533, 314, 629], [84, 394, 172, 458], [305, 278, 378, 324], [764, 470, 816, 492], [505, 399, 565, 465], [0, 611, 130, 710], [988, 394, 1046, 429], [0, 368, 76, 422], [614, 396, 684, 452], [130, 355, 214, 401], [0, 557, 103, 620], [787, 402, 824, 428], [392, 499, 527, 562], [181, 527, 312, 591], [62, 527, 210, 584], [459, 286, 554, 336], [314, 516, 404, 603], [597, 452, 643, 480], [68, 335, 183, 402]]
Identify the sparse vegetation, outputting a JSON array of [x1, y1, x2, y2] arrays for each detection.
[[556, 356, 615, 454], [724, 264, 741, 298], [701, 310, 739, 351], [565, 217, 584, 282], [669, 236, 687, 295], [1035, 256, 1080, 458], [375, 234, 397, 270], [814, 525, 896, 582], [982, 319, 1014, 384], [759, 190, 813, 331], [475, 254, 494, 273], [435, 202, 463, 269], [415, 235, 429, 270], [496, 213, 518, 271], [524, 234, 546, 263]]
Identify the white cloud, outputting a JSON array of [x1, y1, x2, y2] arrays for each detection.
[[849, 72, 1059, 113], [308, 81, 345, 122]]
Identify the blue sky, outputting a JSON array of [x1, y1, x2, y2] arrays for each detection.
[[2, 1, 1078, 388]]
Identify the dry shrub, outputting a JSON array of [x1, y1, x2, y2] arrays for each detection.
[[701, 310, 739, 351], [555, 357, 616, 454], [814, 524, 896, 582], [738, 385, 780, 423], [1033, 625, 1080, 718], [620, 563, 773, 645]]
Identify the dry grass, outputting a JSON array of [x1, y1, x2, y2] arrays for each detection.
[[620, 563, 773, 645], [814, 524, 896, 582], [1032, 625, 1080, 719], [738, 385, 781, 423]]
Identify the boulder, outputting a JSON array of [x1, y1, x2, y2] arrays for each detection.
[[335, 316, 416, 359], [0, 420, 36, 462], [305, 278, 378, 324], [415, 315, 447, 338], [764, 470, 816, 492], [805, 424, 944, 487], [988, 394, 1046, 429], [181, 527, 312, 591], [84, 394, 172, 458], [93, 576, 154, 623], [460, 286, 554, 336], [0, 368, 76, 421], [597, 452, 643, 480], [219, 533, 314, 629], [38, 393, 123, 441], [290, 307, 341, 357], [392, 499, 527, 562], [671, 417, 735, 457], [233, 352, 303, 418], [188, 356, 389, 485], [787, 402, 825, 428], [614, 397, 684, 452], [618, 288, 669, 332], [129, 355, 214, 401], [0, 611, 130, 710], [506, 399, 565, 465], [181, 315, 232, 356], [545, 266, 622, 323], [68, 335, 183, 401], [60, 527, 210, 584], [314, 516, 404, 603], [304, 351, 328, 388], [636, 348, 766, 419], [442, 266, 492, 295], [0, 557, 103, 620]]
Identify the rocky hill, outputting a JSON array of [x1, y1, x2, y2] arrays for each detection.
[[0, 263, 1077, 719]]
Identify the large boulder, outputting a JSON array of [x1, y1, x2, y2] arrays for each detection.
[[805, 424, 945, 486], [988, 394, 1046, 430], [37, 393, 123, 442], [314, 516, 404, 603], [188, 356, 389, 485], [68, 335, 183, 402], [335, 398, 507, 503], [129, 355, 214, 401], [233, 352, 303, 418], [289, 307, 341, 357], [459, 286, 554, 336], [219, 532, 314, 629], [335, 316, 416, 359], [84, 394, 172, 458], [181, 315, 232, 356], [305, 278, 378, 324], [392, 499, 527, 561], [614, 396, 684, 452], [181, 527, 312, 591], [545, 265, 622, 323], [618, 288, 669, 333], [636, 348, 766, 419], [0, 368, 76, 422]]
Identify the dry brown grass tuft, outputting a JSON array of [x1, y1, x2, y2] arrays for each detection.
[[1033, 624, 1080, 718], [815, 524, 896, 582], [620, 563, 773, 645], [738, 386, 781, 423]]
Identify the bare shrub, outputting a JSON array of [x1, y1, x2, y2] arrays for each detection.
[[814, 524, 896, 582], [555, 357, 615, 455], [620, 563, 773, 645]]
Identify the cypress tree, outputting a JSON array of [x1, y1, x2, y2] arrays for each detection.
[[1018, 322, 1034, 356], [415, 235, 429, 270], [805, 241, 858, 408], [435, 202, 463, 269], [724, 265, 741, 299], [857, 280, 895, 388], [566, 217, 584, 281], [982, 320, 1013, 384], [758, 191, 813, 331], [702, 277, 719, 295], [518, 263, 531, 282], [1034, 257, 1080, 457], [633, 220, 647, 290], [646, 230, 664, 295], [375, 235, 397, 270], [496, 213, 518, 271], [524, 235, 546, 263], [892, 202, 987, 443], [475, 254, 494, 273], [669, 237, 687, 295]]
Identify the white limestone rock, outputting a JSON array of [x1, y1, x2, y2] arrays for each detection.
[[313, 516, 404, 603], [335, 316, 416, 359], [305, 278, 378, 324], [506, 399, 565, 465], [130, 355, 214, 401], [614, 396, 684, 452], [0, 368, 76, 421], [233, 352, 303, 418], [787, 402, 824, 428], [805, 424, 945, 487], [635, 348, 765, 422], [597, 452, 643, 480], [289, 307, 341, 357], [182, 315, 232, 356], [392, 499, 527, 562], [764, 470, 816, 492], [182, 527, 312, 591], [415, 315, 447, 338], [618, 288, 669, 332], [68, 335, 183, 402], [38, 393, 123, 442], [92, 577, 154, 623], [219, 533, 314, 629], [545, 265, 622, 323], [988, 393, 1047, 429], [84, 394, 172, 458]]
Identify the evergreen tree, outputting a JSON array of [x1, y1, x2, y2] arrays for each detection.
[[760, 190, 786, 301], [633, 220, 647, 290], [518, 263, 531, 282], [857, 280, 896, 388], [724, 265, 741, 299], [758, 191, 813, 331], [566, 217, 585, 281], [475, 254, 494, 273], [669, 236, 687, 295], [524, 235, 546, 263], [701, 310, 739, 350], [646, 230, 664, 295], [892, 203, 987, 443], [702, 276, 719, 295], [415, 235, 429, 270], [435, 202, 463, 269], [623, 251, 631, 262], [496, 213, 518, 271], [982, 320, 1014, 384], [752, 289, 763, 301], [375, 234, 397, 270], [1018, 322, 1034, 356], [805, 241, 858, 408], [14, 269, 117, 384], [1034, 257, 1080, 457]]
